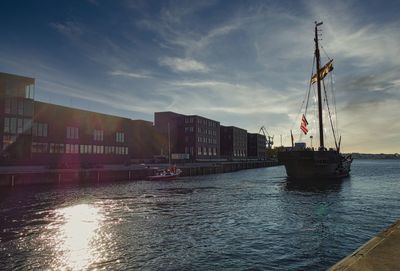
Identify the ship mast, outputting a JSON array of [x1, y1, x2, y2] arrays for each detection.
[[314, 21, 324, 150]]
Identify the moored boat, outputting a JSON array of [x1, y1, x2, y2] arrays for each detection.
[[147, 167, 182, 181], [278, 21, 353, 180]]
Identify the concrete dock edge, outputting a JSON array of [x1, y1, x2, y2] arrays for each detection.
[[329, 219, 400, 271]]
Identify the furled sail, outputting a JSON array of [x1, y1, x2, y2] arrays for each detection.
[[311, 59, 333, 84]]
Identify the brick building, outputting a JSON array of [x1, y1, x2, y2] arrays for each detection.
[[0, 72, 35, 162], [0, 72, 163, 166], [247, 133, 266, 160], [31, 101, 131, 166], [154, 112, 220, 161], [220, 126, 247, 160]]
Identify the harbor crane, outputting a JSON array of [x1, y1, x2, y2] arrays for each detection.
[[259, 126, 274, 149]]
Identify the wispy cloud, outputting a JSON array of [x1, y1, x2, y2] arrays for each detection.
[[159, 57, 209, 73], [109, 70, 153, 79], [50, 21, 84, 41]]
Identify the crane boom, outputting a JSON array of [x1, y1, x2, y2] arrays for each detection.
[[259, 126, 274, 149]]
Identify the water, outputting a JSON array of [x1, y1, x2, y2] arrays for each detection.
[[1, 160, 400, 270]]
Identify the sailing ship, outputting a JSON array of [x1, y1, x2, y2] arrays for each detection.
[[278, 22, 352, 179]]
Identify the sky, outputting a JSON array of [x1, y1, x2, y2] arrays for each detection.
[[1, 0, 399, 154]]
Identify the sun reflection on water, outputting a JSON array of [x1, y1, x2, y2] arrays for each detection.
[[51, 204, 105, 270]]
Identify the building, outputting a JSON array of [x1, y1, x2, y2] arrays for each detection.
[[220, 126, 247, 160], [0, 72, 35, 162], [0, 72, 156, 166], [154, 112, 220, 161], [130, 119, 167, 163], [247, 133, 266, 160], [1, 72, 269, 166], [184, 115, 220, 161], [31, 101, 131, 167]]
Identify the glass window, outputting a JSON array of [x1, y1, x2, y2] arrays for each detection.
[[66, 126, 79, 139], [43, 124, 48, 137], [38, 123, 43, 137], [23, 118, 32, 134], [66, 144, 71, 154], [17, 100, 23, 115], [116, 132, 125, 143], [3, 117, 10, 133], [17, 119, 23, 134]]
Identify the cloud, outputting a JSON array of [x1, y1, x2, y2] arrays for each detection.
[[109, 70, 152, 79], [50, 21, 84, 41], [159, 57, 209, 73]]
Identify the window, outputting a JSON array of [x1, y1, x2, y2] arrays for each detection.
[[17, 100, 23, 115], [198, 146, 202, 155], [116, 132, 124, 143], [49, 143, 64, 154], [93, 129, 104, 141], [33, 123, 48, 137], [66, 126, 79, 139], [31, 142, 48, 153], [10, 118, 16, 134], [23, 118, 32, 134], [3, 117, 10, 133]]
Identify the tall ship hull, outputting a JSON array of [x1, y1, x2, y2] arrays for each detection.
[[278, 150, 352, 179]]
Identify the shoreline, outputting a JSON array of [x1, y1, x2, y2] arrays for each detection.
[[0, 160, 279, 187]]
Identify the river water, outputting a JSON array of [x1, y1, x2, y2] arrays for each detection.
[[1, 159, 400, 270]]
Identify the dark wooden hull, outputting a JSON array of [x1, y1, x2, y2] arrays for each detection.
[[278, 150, 352, 180]]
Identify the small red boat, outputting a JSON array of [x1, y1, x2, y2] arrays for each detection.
[[147, 167, 182, 181]]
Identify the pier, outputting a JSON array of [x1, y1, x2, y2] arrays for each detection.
[[329, 219, 400, 271], [0, 160, 278, 186]]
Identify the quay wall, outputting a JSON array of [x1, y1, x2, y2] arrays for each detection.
[[0, 161, 278, 187]]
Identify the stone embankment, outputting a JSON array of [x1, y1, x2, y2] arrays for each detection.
[[0, 160, 278, 187]]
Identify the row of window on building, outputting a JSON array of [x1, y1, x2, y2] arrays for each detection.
[[198, 127, 217, 135], [198, 118, 217, 127], [234, 149, 247, 157], [3, 120, 125, 143], [183, 126, 217, 136], [4, 98, 34, 116], [3, 117, 32, 135], [184, 117, 217, 127], [197, 146, 217, 156], [197, 137, 217, 144], [31, 142, 128, 155]]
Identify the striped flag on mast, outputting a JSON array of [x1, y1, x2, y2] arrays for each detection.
[[300, 114, 308, 135]]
